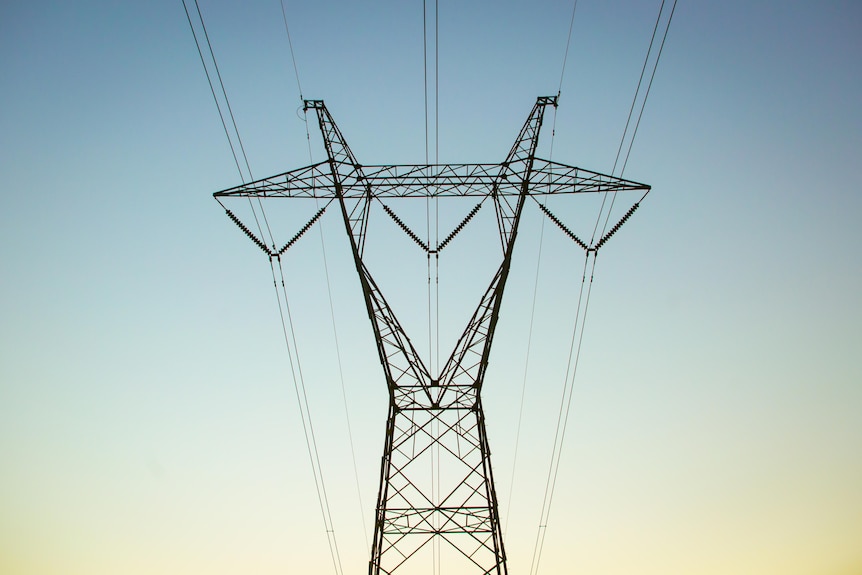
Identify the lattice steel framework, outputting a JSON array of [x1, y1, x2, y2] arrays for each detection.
[[215, 97, 650, 574]]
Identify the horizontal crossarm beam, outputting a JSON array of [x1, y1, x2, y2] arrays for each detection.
[[213, 160, 649, 200]]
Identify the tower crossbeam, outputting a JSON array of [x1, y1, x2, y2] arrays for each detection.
[[214, 159, 649, 200]]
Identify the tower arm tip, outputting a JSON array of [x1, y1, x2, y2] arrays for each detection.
[[538, 95, 559, 107]]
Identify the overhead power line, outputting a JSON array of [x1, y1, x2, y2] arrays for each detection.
[[183, 2, 349, 572], [505, 0, 579, 540], [612, 0, 678, 178], [530, 3, 677, 573], [619, 0, 678, 177], [594, 0, 677, 244], [181, 0, 244, 182], [279, 0, 304, 102]]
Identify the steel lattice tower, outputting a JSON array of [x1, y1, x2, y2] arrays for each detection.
[[215, 96, 649, 574]]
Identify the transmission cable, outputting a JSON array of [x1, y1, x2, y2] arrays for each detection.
[[297, 129, 372, 553], [181, 0, 264, 244], [504, 0, 579, 539], [528, 3, 677, 572], [422, 5, 436, 568], [182, 0, 277, 251], [181, 0, 244, 182], [191, 0, 254, 183], [529, 254, 596, 575], [595, 0, 676, 242], [434, 4, 441, 571], [300, 97, 372, 557], [183, 1, 349, 570], [194, 0, 276, 249], [278, 0, 372, 555], [272, 257, 345, 575], [423, 0, 433, 396], [557, 0, 579, 97], [619, 0, 677, 178], [279, 0, 304, 100], [610, 0, 666, 178], [420, 2, 443, 571], [422, 0, 442, 575]]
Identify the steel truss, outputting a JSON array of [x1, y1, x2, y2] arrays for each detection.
[[215, 97, 649, 574]]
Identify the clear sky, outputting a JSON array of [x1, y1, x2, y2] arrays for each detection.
[[1, 1, 861, 574]]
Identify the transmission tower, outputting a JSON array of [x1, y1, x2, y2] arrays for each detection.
[[215, 96, 649, 574]]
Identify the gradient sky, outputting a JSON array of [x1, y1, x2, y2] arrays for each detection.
[[1, 1, 861, 574]]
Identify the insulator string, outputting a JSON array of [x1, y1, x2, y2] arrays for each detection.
[[508, 0, 578, 542]]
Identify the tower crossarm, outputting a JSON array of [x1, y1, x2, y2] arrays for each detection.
[[212, 161, 334, 199], [213, 160, 649, 199], [528, 158, 651, 195]]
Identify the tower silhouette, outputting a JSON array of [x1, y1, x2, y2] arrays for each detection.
[[215, 96, 649, 574]]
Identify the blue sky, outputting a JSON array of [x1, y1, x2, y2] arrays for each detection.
[[1, 1, 861, 574]]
